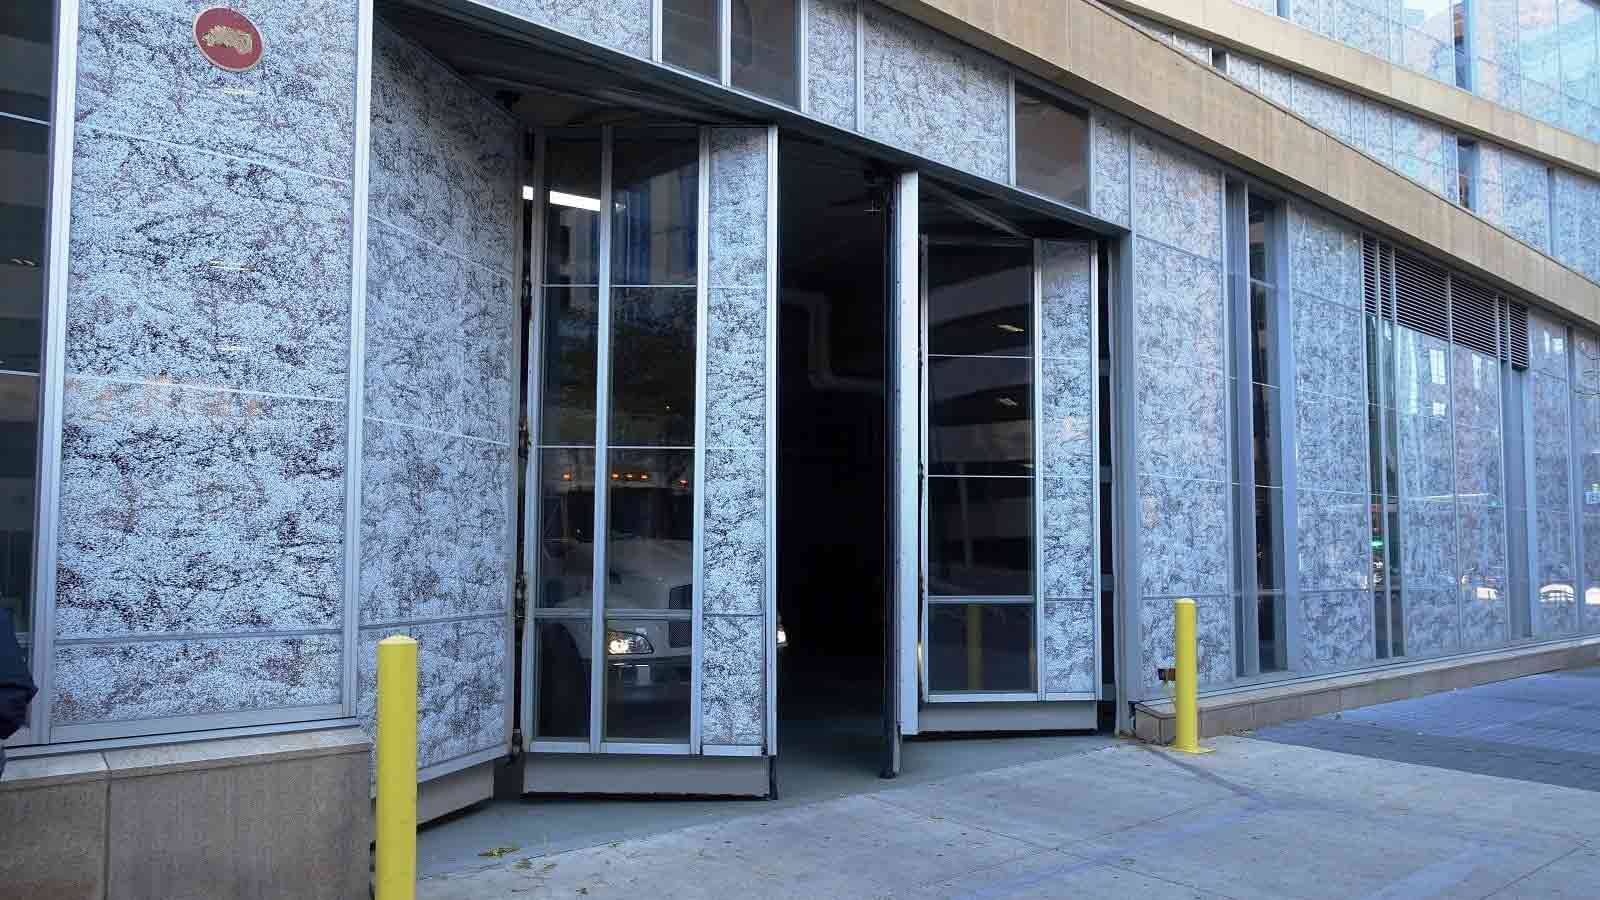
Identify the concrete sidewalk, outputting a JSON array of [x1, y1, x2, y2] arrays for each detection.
[[418, 730, 1600, 898]]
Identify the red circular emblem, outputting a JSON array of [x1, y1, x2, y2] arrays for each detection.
[[193, 8, 264, 72]]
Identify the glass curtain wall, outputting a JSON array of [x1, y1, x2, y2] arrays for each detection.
[[0, 5, 54, 718], [922, 206, 1038, 696], [530, 128, 701, 749]]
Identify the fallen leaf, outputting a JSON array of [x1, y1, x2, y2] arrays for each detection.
[[479, 846, 520, 858]]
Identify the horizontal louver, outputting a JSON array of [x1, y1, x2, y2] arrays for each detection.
[[1451, 277, 1499, 361], [1507, 302, 1529, 370], [1393, 251, 1450, 342], [1361, 235, 1393, 320]]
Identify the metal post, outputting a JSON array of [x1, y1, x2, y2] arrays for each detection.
[[1172, 598, 1211, 754], [375, 636, 419, 900]]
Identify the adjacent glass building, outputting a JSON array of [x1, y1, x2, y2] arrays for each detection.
[[6, 0, 1600, 809]]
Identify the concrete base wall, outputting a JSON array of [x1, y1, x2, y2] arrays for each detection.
[[1134, 637, 1600, 744], [0, 727, 370, 900]]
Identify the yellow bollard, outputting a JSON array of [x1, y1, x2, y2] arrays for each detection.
[[1171, 598, 1212, 754], [375, 636, 419, 900]]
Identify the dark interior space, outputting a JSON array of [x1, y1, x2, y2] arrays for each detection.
[[776, 136, 891, 780]]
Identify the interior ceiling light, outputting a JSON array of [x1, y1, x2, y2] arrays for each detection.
[[997, 323, 1024, 333], [549, 190, 601, 211], [9, 257, 37, 267], [996, 396, 1018, 407], [521, 185, 535, 200]]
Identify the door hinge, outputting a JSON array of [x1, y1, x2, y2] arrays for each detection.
[[517, 416, 531, 460]]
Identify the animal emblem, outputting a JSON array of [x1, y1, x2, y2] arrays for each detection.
[[201, 24, 254, 57]]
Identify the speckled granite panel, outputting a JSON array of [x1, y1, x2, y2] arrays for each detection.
[[65, 130, 352, 399], [1395, 328, 1453, 418], [371, 27, 520, 274], [808, 0, 858, 130], [1091, 118, 1131, 227], [1290, 75, 1355, 143], [1454, 348, 1502, 432], [1140, 594, 1233, 696], [1496, 147, 1553, 252], [358, 617, 508, 769], [1132, 135, 1223, 261], [1292, 294, 1366, 402], [1296, 393, 1368, 494], [860, 6, 1008, 181], [1551, 169, 1600, 282], [1300, 591, 1376, 672], [1040, 357, 1093, 480], [360, 418, 455, 625], [364, 223, 462, 430], [1330, 0, 1391, 58], [1290, 206, 1362, 308], [1356, 99, 1396, 167], [1398, 411, 1454, 499], [1040, 241, 1093, 360], [1462, 576, 1511, 648], [459, 262, 517, 444], [1259, 58, 1295, 107], [1297, 489, 1371, 591], [1528, 312, 1571, 378], [479, 0, 652, 57], [1137, 360, 1226, 481], [1455, 424, 1504, 503], [701, 614, 765, 746], [703, 449, 766, 615], [708, 128, 771, 288], [455, 438, 514, 616], [52, 635, 341, 725], [1401, 499, 1459, 589], [706, 288, 767, 450], [55, 378, 344, 639], [1473, 0, 1522, 75], [1536, 507, 1577, 601], [1585, 513, 1600, 630], [1134, 238, 1223, 370], [1535, 440, 1574, 514], [1404, 587, 1461, 656], [1042, 477, 1094, 599], [1458, 500, 1508, 585], [1041, 600, 1096, 694], [1138, 476, 1230, 597], [1227, 52, 1262, 92], [75, 0, 356, 180]]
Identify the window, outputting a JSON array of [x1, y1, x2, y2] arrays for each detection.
[[662, 0, 720, 79], [731, 0, 799, 106], [0, 4, 53, 716], [1013, 84, 1090, 209], [531, 129, 700, 747], [1229, 188, 1286, 676], [1455, 138, 1477, 210]]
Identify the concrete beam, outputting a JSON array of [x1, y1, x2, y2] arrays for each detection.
[[879, 0, 1600, 327]]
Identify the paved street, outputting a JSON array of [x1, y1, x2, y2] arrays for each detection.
[[420, 670, 1600, 899]]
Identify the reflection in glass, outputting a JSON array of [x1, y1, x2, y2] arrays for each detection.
[[731, 0, 800, 105], [928, 603, 1035, 692], [1257, 594, 1285, 672], [663, 0, 720, 79], [540, 288, 598, 445], [928, 355, 1032, 475], [0, 6, 53, 121], [0, 116, 47, 374], [605, 450, 693, 612], [612, 133, 698, 286], [0, 375, 37, 635], [537, 450, 595, 610], [544, 138, 602, 285], [1255, 486, 1283, 590], [535, 620, 591, 740], [928, 477, 1032, 596], [609, 288, 697, 447], [604, 616, 692, 741], [1013, 84, 1089, 208], [1249, 283, 1276, 386], [927, 243, 1033, 357]]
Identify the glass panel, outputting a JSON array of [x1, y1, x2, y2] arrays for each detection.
[[609, 288, 697, 447], [605, 450, 694, 612], [928, 355, 1032, 476], [928, 603, 1035, 692], [1252, 384, 1281, 488], [1373, 591, 1389, 659], [1013, 85, 1089, 208], [0, 7, 53, 121], [1249, 283, 1276, 386], [928, 477, 1032, 596], [611, 132, 698, 286], [0, 116, 48, 374], [731, 0, 800, 106], [663, 0, 721, 79], [0, 374, 36, 636], [1247, 196, 1270, 283], [604, 616, 692, 741], [544, 138, 602, 286], [926, 243, 1033, 357], [1255, 486, 1283, 590], [540, 288, 599, 445], [536, 449, 596, 610], [534, 620, 591, 740], [1257, 594, 1285, 672]]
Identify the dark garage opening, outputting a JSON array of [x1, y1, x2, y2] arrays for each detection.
[[776, 136, 891, 787]]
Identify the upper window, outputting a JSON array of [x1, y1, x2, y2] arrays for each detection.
[[662, 0, 720, 80], [731, 0, 799, 106], [1013, 84, 1089, 209]]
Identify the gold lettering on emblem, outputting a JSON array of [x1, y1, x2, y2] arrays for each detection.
[[201, 24, 254, 57]]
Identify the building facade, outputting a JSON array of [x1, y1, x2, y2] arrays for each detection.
[[6, 0, 1600, 809]]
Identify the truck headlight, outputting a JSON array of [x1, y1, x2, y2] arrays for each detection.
[[606, 629, 654, 656]]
